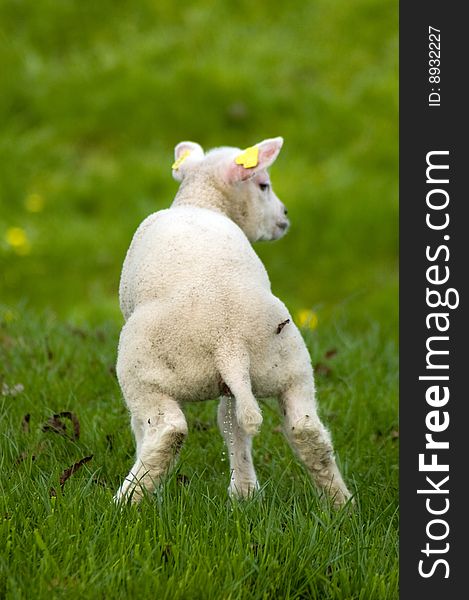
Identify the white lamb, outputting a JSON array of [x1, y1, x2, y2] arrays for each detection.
[[114, 136, 351, 508]]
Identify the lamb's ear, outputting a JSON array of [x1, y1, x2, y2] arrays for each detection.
[[226, 137, 284, 183], [172, 141, 205, 182]]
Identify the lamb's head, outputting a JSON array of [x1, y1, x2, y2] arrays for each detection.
[[171, 137, 289, 242]]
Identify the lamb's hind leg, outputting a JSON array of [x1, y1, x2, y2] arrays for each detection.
[[281, 384, 351, 508], [114, 391, 188, 504], [217, 396, 259, 498]]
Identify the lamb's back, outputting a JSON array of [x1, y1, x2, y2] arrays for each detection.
[[119, 206, 271, 320]]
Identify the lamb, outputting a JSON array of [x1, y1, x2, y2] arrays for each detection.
[[114, 136, 351, 508]]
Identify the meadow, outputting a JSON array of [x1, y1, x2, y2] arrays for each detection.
[[1, 1, 398, 598]]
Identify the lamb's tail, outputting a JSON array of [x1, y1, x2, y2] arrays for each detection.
[[216, 344, 262, 436]]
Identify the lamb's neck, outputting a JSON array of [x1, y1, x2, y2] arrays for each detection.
[[172, 176, 231, 219]]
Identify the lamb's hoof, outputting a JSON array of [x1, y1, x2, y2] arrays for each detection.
[[330, 486, 354, 510], [228, 480, 260, 499], [237, 407, 263, 436], [113, 481, 143, 505]]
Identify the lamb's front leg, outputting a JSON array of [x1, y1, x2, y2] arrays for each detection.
[[217, 396, 259, 498], [281, 384, 352, 508]]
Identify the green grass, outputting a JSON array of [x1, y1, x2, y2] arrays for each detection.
[[0, 0, 397, 323], [1, 307, 398, 599], [0, 0, 398, 597]]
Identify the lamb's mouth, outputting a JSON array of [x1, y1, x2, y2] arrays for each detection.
[[275, 220, 290, 238]]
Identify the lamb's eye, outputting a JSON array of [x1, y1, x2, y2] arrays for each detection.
[[259, 183, 270, 192]]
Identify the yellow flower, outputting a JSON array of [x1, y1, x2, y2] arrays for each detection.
[[5, 227, 31, 255], [25, 193, 44, 213], [296, 309, 319, 330], [3, 309, 17, 323]]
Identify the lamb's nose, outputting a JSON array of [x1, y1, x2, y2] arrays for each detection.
[[278, 221, 288, 230]]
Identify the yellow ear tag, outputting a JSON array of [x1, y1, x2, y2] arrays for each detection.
[[235, 146, 259, 169], [172, 149, 191, 170]]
